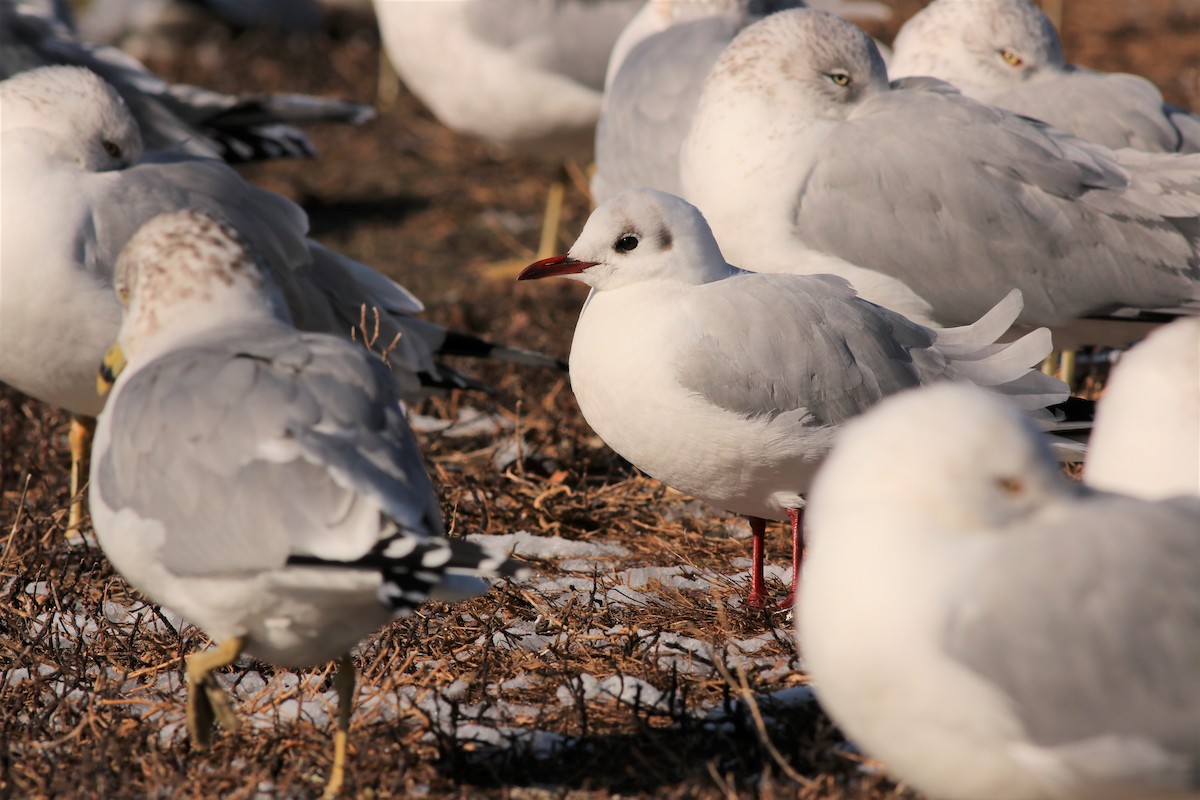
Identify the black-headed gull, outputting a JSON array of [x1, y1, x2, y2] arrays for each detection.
[[680, 9, 1200, 341], [2, 0, 371, 162], [798, 381, 1200, 800], [889, 0, 1200, 154], [1086, 317, 1200, 500], [518, 189, 1067, 608], [90, 209, 521, 798]]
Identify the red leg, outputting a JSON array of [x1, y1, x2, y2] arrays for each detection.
[[746, 516, 769, 607], [775, 507, 805, 611]]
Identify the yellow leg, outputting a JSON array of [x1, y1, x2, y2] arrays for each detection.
[[1040, 351, 1060, 377], [322, 654, 357, 800], [67, 416, 96, 535], [536, 178, 566, 260], [479, 164, 571, 281], [186, 636, 246, 746], [1056, 349, 1076, 389]]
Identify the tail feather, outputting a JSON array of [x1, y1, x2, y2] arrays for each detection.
[[933, 288, 1023, 355]]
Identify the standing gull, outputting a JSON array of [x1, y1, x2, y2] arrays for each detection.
[[0, 66, 560, 531], [680, 9, 1200, 339], [518, 189, 1066, 607], [1, 0, 372, 163], [798, 382, 1200, 800], [889, 0, 1200, 154], [1085, 318, 1200, 500], [373, 0, 642, 270], [90, 209, 521, 799]]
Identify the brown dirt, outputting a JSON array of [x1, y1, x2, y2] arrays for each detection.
[[0, 2, 1188, 798]]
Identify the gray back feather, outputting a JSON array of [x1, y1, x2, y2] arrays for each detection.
[[595, 14, 739, 202], [96, 327, 442, 577], [793, 88, 1200, 326], [674, 273, 941, 425], [945, 494, 1200, 762]]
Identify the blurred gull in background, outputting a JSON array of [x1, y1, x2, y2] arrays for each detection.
[[680, 9, 1200, 345], [889, 0, 1200, 153], [1085, 318, 1200, 500], [0, 66, 560, 531], [1, 0, 372, 163]]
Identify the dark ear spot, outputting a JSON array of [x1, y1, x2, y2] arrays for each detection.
[[656, 225, 673, 251]]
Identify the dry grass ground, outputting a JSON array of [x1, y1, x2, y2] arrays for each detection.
[[2, 2, 1196, 797]]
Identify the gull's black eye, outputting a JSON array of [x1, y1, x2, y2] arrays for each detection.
[[102, 139, 122, 159], [615, 234, 639, 253]]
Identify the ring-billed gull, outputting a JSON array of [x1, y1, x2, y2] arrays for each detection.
[[889, 0, 1200, 154], [517, 189, 1067, 608], [0, 65, 560, 532], [90, 209, 521, 799], [1085, 318, 1200, 500], [2, 0, 372, 162], [680, 9, 1200, 339], [797, 381, 1200, 800]]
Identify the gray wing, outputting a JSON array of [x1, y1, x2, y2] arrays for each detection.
[[673, 273, 940, 426], [594, 14, 738, 203], [982, 68, 1194, 154], [793, 88, 1200, 327], [945, 494, 1200, 765], [96, 328, 443, 577], [83, 153, 443, 397], [465, 0, 642, 90]]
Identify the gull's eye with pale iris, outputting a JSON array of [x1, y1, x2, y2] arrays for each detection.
[[614, 234, 639, 253], [102, 139, 122, 159], [827, 70, 851, 87], [1000, 48, 1024, 67]]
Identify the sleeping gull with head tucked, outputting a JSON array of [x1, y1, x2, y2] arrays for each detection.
[[889, 0, 1200, 154], [680, 9, 1200, 343], [798, 381, 1200, 800], [90, 208, 522, 800], [518, 189, 1067, 608]]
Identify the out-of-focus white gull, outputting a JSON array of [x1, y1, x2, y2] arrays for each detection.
[[798, 382, 1200, 800], [593, 0, 807, 205], [373, 0, 641, 159], [0, 66, 561, 417], [90, 209, 521, 799], [1, 0, 371, 162], [680, 9, 1200, 339], [0, 66, 561, 529], [518, 189, 1066, 607], [889, 0, 1200, 154], [1086, 318, 1200, 500]]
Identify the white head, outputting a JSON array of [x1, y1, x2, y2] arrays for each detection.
[[113, 209, 292, 360], [890, 0, 1064, 88], [0, 66, 142, 170], [698, 9, 889, 122], [517, 189, 736, 291], [808, 383, 1075, 538]]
